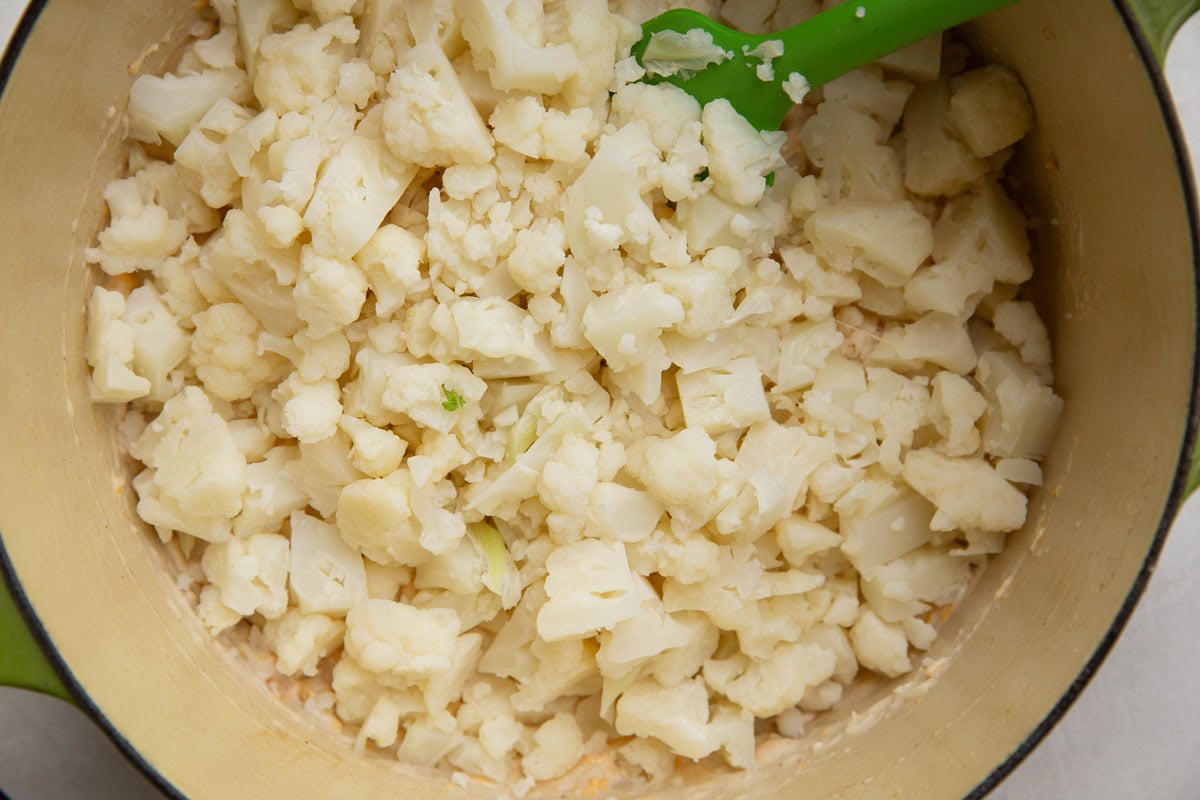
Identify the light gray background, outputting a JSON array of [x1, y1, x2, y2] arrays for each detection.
[[1, 4, 1199, 799]]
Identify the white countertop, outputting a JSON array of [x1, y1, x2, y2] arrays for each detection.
[[2, 4, 1199, 799]]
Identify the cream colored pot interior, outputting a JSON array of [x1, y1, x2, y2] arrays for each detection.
[[0, 1, 1195, 798]]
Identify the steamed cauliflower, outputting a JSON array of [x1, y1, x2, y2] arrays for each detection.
[[87, 3, 1059, 790]]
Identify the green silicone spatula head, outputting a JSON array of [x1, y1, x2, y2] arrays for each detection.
[[631, 0, 1022, 131]]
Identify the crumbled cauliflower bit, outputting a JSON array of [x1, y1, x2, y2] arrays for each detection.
[[337, 59, 379, 109], [201, 532, 290, 618], [586, 482, 664, 544], [522, 713, 584, 782], [975, 350, 1063, 460], [262, 608, 345, 676], [701, 98, 786, 206], [478, 714, 524, 761], [355, 224, 427, 317], [381, 361, 487, 434], [903, 78, 987, 197], [84, 178, 189, 275], [197, 583, 243, 635], [130, 387, 247, 542], [538, 539, 642, 641], [490, 96, 597, 162], [992, 300, 1053, 369], [383, 42, 495, 169], [869, 313, 978, 375], [252, 17, 358, 115], [506, 219, 567, 295], [458, 0, 580, 94], [336, 472, 431, 566], [676, 357, 771, 436], [174, 98, 254, 209], [948, 65, 1033, 159], [615, 677, 716, 760], [582, 282, 684, 404], [782, 71, 811, 104], [929, 372, 987, 456], [338, 415, 407, 477], [304, 116, 420, 260], [703, 641, 837, 717], [933, 181, 1033, 284], [289, 510, 368, 616], [641, 28, 730, 79], [294, 246, 369, 338], [85, 287, 152, 402], [275, 373, 342, 444], [806, 201, 934, 285], [190, 303, 288, 401], [128, 68, 253, 146], [625, 427, 720, 514], [748, 39, 784, 82], [902, 449, 1027, 532], [849, 609, 911, 677], [537, 434, 600, 514], [609, 82, 702, 153], [396, 713, 462, 767], [344, 598, 461, 677]]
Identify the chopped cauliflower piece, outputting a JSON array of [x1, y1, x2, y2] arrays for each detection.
[[289, 510, 369, 616], [702, 98, 786, 206], [344, 598, 461, 677], [902, 449, 1027, 532], [522, 713, 585, 782], [615, 677, 716, 760], [201, 532, 290, 619], [538, 539, 641, 641], [85, 287, 152, 402], [948, 65, 1034, 159], [263, 608, 345, 676], [849, 609, 911, 677], [459, 0, 579, 94], [676, 357, 771, 436]]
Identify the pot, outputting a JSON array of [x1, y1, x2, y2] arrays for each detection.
[[2, 1, 1198, 798]]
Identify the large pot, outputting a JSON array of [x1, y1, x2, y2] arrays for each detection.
[[1, 1, 1198, 798]]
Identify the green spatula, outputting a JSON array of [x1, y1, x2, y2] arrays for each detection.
[[631, 0, 1021, 131]]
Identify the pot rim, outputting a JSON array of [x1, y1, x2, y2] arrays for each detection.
[[0, 1, 1197, 799]]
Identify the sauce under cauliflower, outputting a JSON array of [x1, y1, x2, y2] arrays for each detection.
[[84, 0, 1060, 792]]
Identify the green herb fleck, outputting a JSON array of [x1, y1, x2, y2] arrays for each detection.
[[765, 171, 776, 187], [441, 384, 465, 412]]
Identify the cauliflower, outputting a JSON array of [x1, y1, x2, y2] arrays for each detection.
[[253, 17, 358, 115], [902, 77, 987, 197], [676, 357, 771, 436], [85, 287, 152, 402], [806, 201, 934, 285], [262, 609, 346, 676], [522, 713, 585, 782], [336, 472, 431, 566], [129, 387, 247, 542], [975, 350, 1063, 460], [537, 434, 600, 514], [382, 42, 495, 168], [84, 178, 189, 275], [121, 285, 190, 402], [701, 98, 786, 206], [289, 510, 369, 615], [948, 65, 1034, 159], [128, 69, 253, 147], [459, 0, 580, 94], [902, 449, 1027, 532], [380, 361, 487, 434], [849, 609, 911, 677], [586, 482, 664, 543], [294, 247, 370, 338], [354, 224, 427, 317], [929, 371, 987, 456], [610, 81, 702, 153], [201, 533, 290, 618], [538, 539, 641, 641], [274, 372, 342, 444], [625, 427, 722, 518], [582, 282, 684, 404], [190, 303, 290, 401], [615, 677, 715, 760], [344, 598, 461, 677], [489, 96, 597, 162]]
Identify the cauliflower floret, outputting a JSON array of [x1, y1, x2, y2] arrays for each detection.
[[929, 371, 987, 456], [304, 112, 420, 260], [902, 77, 987, 197], [355, 224, 428, 317], [992, 300, 1053, 370], [85, 287, 151, 402], [383, 42, 495, 168], [849, 609, 912, 677], [336, 472, 430, 566], [933, 180, 1033, 284], [506, 218, 567, 295], [869, 313, 978, 375], [702, 641, 837, 717], [397, 714, 462, 767], [294, 246, 369, 338], [586, 482, 664, 544], [121, 285, 190, 402], [610, 81, 702, 153], [676, 357, 771, 436], [975, 350, 1063, 460], [197, 584, 243, 635], [191, 303, 290, 402], [253, 16, 358, 115], [289, 510, 369, 616], [459, 0, 580, 94], [947, 65, 1033, 159], [537, 539, 641, 641], [262, 608, 346, 676], [344, 598, 461, 677], [903, 257, 994, 318], [625, 427, 720, 516], [701, 98, 786, 206], [431, 297, 554, 374], [902, 449, 1027, 532], [84, 178, 189, 275], [129, 387, 247, 542], [614, 677, 716, 760], [274, 372, 342, 444], [805, 201, 934, 286], [233, 446, 309, 537], [537, 434, 600, 514], [582, 282, 684, 404], [380, 361, 487, 434], [522, 712, 584, 782], [338, 415, 407, 477], [128, 68, 253, 146], [489, 96, 597, 162], [201, 533, 290, 619]]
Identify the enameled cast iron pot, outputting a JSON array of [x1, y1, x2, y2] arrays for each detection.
[[2, 1, 1199, 797]]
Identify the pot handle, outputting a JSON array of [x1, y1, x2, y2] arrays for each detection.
[[1126, 0, 1200, 61], [0, 571, 73, 702]]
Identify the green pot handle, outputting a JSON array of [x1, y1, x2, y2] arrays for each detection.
[[1126, 0, 1200, 61], [0, 570, 72, 702]]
